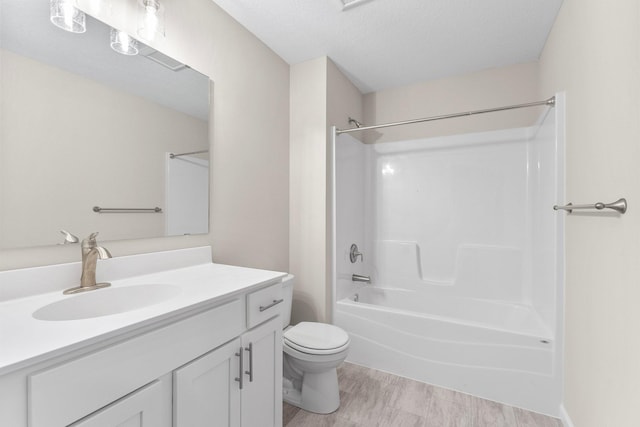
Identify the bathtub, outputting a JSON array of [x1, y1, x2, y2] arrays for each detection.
[[334, 286, 561, 415]]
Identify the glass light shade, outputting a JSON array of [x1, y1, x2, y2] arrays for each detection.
[[137, 0, 165, 41], [110, 28, 139, 56], [50, 0, 86, 33]]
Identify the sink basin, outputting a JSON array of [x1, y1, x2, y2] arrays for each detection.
[[33, 284, 182, 321]]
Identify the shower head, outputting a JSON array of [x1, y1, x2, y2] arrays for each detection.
[[348, 117, 363, 128]]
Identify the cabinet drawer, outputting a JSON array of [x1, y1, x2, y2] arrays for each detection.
[[246, 282, 283, 328], [29, 299, 244, 427]]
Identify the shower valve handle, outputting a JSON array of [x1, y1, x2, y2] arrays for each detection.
[[350, 244, 364, 263]]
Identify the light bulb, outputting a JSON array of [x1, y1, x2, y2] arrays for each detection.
[[50, 0, 86, 33], [138, 0, 165, 41], [110, 28, 139, 56]]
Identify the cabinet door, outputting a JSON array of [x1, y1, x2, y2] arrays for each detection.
[[241, 316, 282, 427], [174, 338, 242, 427], [70, 379, 170, 427]]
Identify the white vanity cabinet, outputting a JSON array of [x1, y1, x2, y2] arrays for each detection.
[[239, 316, 282, 427], [70, 378, 172, 427], [28, 298, 245, 427], [174, 284, 283, 427], [0, 270, 284, 427], [174, 338, 242, 426]]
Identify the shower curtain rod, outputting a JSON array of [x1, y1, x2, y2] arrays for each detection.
[[169, 149, 209, 158], [335, 96, 556, 135]]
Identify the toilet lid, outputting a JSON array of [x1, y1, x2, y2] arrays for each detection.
[[284, 322, 350, 352]]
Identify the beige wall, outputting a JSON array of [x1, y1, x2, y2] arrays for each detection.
[[290, 57, 328, 323], [539, 1, 640, 425], [0, 0, 290, 272], [289, 57, 363, 323], [363, 62, 541, 143], [0, 49, 207, 249], [327, 61, 365, 139]]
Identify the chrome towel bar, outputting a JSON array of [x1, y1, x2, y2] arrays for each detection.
[[93, 206, 163, 213], [553, 198, 627, 214]]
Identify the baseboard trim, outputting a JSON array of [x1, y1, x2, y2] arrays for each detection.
[[559, 404, 575, 427]]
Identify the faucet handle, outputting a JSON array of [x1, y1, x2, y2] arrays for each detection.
[[82, 231, 99, 243], [59, 229, 79, 245], [82, 232, 100, 248], [82, 233, 111, 259]]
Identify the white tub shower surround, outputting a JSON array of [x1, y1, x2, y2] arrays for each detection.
[[333, 95, 565, 416]]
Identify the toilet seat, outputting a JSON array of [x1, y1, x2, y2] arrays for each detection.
[[284, 322, 350, 355]]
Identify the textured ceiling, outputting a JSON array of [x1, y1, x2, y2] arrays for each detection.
[[211, 0, 563, 93]]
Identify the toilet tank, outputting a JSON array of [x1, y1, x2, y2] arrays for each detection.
[[281, 274, 294, 329]]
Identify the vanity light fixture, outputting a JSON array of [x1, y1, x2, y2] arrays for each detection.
[[138, 0, 165, 41], [110, 28, 139, 56], [50, 0, 86, 33]]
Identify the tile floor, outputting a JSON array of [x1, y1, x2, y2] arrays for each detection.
[[284, 362, 562, 427]]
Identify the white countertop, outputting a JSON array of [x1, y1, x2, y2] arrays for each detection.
[[0, 261, 286, 376]]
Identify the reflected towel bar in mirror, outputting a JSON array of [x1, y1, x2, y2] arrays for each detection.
[[553, 198, 627, 214], [93, 206, 163, 213], [169, 150, 209, 159]]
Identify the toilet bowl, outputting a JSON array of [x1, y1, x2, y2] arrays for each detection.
[[281, 275, 350, 414]]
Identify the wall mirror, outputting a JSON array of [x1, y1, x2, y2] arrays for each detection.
[[0, 0, 210, 250]]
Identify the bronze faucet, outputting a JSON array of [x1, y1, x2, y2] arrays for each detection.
[[63, 233, 112, 295]]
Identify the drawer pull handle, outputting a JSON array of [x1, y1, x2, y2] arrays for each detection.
[[235, 347, 244, 390], [259, 299, 284, 312], [244, 342, 253, 382]]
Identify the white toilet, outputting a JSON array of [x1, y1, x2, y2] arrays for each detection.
[[281, 275, 350, 414]]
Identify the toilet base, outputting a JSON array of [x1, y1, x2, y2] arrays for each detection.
[[283, 367, 340, 414]]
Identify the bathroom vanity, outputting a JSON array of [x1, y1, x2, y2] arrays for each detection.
[[0, 247, 285, 426]]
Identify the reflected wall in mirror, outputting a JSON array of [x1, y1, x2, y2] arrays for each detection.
[[0, 0, 210, 250]]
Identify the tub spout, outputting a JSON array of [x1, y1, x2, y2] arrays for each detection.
[[352, 274, 371, 284]]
